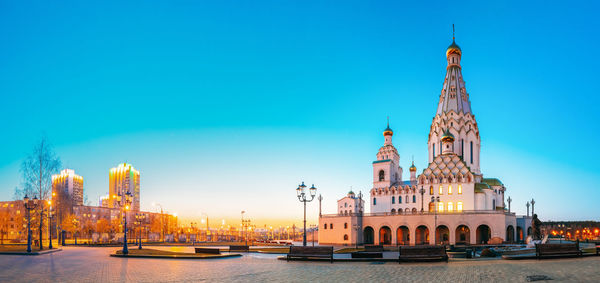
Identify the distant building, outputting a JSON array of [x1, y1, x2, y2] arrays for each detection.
[[109, 163, 140, 211], [52, 169, 84, 206], [0, 201, 25, 241], [99, 195, 109, 208]]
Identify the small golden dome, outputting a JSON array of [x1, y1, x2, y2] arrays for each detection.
[[446, 39, 461, 57]]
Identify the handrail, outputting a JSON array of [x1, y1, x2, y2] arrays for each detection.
[[320, 210, 515, 218]]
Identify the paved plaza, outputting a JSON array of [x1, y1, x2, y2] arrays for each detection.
[[0, 246, 599, 282]]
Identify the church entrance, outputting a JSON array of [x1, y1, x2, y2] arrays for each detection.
[[476, 225, 491, 244], [396, 226, 409, 245], [506, 225, 515, 243], [363, 227, 374, 245], [416, 225, 429, 245], [379, 226, 392, 245]]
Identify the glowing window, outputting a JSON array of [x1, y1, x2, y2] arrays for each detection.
[[447, 202, 453, 212], [458, 185, 462, 194], [438, 202, 444, 212], [457, 202, 463, 212], [429, 186, 433, 195], [448, 185, 452, 194], [439, 185, 443, 195]]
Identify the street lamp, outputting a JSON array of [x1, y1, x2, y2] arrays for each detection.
[[122, 191, 133, 255], [241, 211, 251, 246], [419, 187, 425, 212], [296, 181, 317, 246], [23, 195, 38, 253], [152, 202, 165, 242], [48, 200, 53, 249], [431, 196, 440, 245], [135, 213, 145, 249]]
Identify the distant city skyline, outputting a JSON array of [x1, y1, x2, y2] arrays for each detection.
[[1, 1, 599, 225]]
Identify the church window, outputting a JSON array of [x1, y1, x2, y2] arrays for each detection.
[[324, 223, 327, 229], [398, 196, 401, 204], [413, 195, 416, 203], [429, 202, 435, 212], [440, 142, 442, 154], [344, 203, 347, 207], [344, 234, 348, 241], [439, 185, 443, 195], [392, 196, 395, 204], [447, 202, 453, 212], [461, 139, 464, 158], [406, 195, 409, 203], [448, 185, 452, 194], [457, 202, 463, 212], [493, 199, 496, 209], [344, 223, 348, 229], [470, 141, 473, 164], [330, 223, 333, 229], [438, 202, 444, 212], [373, 198, 377, 205], [429, 186, 433, 195], [378, 170, 385, 181], [458, 185, 462, 194]]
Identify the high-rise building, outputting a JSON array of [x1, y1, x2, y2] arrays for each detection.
[[109, 163, 140, 211], [52, 169, 84, 206]]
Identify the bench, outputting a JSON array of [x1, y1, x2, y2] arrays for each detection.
[[398, 245, 448, 263], [535, 243, 581, 259], [194, 248, 221, 254], [287, 246, 334, 263], [229, 245, 250, 252]]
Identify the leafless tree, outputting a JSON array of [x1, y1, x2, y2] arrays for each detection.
[[19, 136, 61, 250]]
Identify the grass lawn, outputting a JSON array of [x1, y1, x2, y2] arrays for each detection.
[[0, 245, 57, 253]]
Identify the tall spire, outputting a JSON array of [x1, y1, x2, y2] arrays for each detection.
[[452, 24, 455, 41], [436, 27, 471, 116]]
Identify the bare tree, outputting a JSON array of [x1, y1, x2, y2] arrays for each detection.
[[20, 136, 61, 250]]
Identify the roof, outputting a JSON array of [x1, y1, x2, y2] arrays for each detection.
[[475, 182, 491, 193], [436, 41, 472, 116], [373, 159, 391, 164], [482, 178, 503, 187], [420, 154, 473, 179]]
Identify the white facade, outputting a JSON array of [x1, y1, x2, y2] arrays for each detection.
[[319, 35, 531, 246]]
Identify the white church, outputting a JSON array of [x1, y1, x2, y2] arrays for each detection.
[[319, 35, 533, 246]]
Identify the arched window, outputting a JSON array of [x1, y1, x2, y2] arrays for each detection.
[[391, 209, 396, 214], [429, 202, 435, 212], [429, 186, 433, 195], [439, 185, 443, 195], [324, 223, 327, 229], [438, 202, 444, 212], [448, 185, 452, 194], [470, 141, 473, 164], [457, 202, 463, 212], [344, 203, 347, 207], [330, 223, 333, 229], [392, 196, 395, 204], [412, 195, 416, 203], [458, 185, 462, 194], [373, 198, 377, 205], [344, 234, 348, 241], [344, 223, 348, 229], [379, 170, 385, 181], [447, 202, 453, 212], [399, 196, 402, 204], [405, 195, 409, 203]]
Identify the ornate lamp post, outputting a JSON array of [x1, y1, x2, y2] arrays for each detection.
[[431, 196, 440, 245], [296, 182, 317, 246], [122, 191, 133, 255], [48, 200, 53, 249], [419, 187, 425, 212], [23, 195, 39, 253], [530, 198, 535, 216], [135, 213, 145, 249]]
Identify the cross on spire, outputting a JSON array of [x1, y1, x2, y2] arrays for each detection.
[[452, 24, 455, 40]]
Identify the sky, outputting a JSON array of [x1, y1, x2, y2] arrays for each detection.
[[1, 0, 599, 227]]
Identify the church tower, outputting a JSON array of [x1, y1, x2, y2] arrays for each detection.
[[428, 27, 481, 174], [373, 122, 402, 188]]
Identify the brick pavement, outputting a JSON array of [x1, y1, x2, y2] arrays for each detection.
[[0, 247, 598, 282]]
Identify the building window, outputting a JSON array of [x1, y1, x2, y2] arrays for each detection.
[[398, 196, 401, 204], [433, 144, 435, 158], [344, 203, 347, 207], [448, 185, 452, 194], [447, 202, 453, 212], [378, 170, 385, 181], [429, 186, 433, 195], [458, 185, 462, 194], [493, 199, 496, 210], [344, 223, 348, 229], [373, 198, 377, 205], [457, 202, 463, 212], [344, 234, 348, 241], [405, 195, 409, 203], [324, 223, 327, 229], [392, 196, 395, 204], [439, 185, 443, 195], [413, 195, 416, 203], [438, 202, 444, 212], [470, 141, 473, 164], [330, 223, 333, 229]]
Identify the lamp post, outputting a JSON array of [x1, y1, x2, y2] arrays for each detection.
[[419, 187, 425, 212], [48, 200, 53, 249], [152, 202, 165, 242], [122, 191, 133, 255], [296, 182, 317, 246], [23, 195, 38, 253], [431, 196, 440, 245], [241, 213, 251, 246], [135, 213, 145, 249], [310, 224, 317, 247]]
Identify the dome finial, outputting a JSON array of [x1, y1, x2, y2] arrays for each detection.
[[383, 117, 393, 136], [452, 24, 455, 41]]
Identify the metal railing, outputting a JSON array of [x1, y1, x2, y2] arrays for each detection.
[[320, 210, 515, 218]]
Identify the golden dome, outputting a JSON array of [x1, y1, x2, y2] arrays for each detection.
[[446, 39, 461, 57], [441, 128, 455, 143]]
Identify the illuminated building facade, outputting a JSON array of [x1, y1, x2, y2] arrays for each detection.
[[319, 34, 533, 246], [109, 163, 141, 211], [52, 169, 84, 206]]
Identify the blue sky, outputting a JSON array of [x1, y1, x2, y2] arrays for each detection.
[[0, 0, 598, 226]]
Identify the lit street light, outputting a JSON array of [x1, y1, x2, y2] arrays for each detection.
[[23, 195, 38, 253], [296, 181, 317, 246], [121, 191, 133, 255]]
